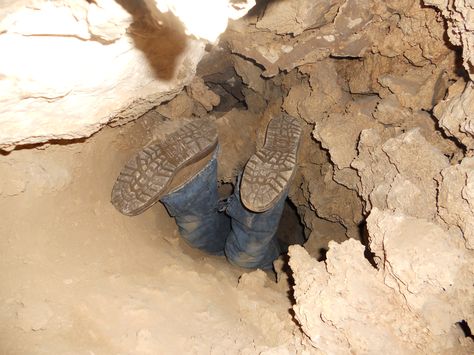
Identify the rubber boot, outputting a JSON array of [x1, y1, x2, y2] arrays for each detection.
[[160, 149, 231, 255]]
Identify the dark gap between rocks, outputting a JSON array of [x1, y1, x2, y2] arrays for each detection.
[[457, 320, 474, 339]]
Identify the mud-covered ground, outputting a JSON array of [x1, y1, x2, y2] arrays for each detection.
[[0, 120, 313, 354]]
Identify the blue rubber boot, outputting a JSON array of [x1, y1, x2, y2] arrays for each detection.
[[224, 177, 286, 270], [160, 149, 231, 255]]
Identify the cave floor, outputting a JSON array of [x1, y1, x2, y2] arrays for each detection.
[[0, 122, 299, 354]]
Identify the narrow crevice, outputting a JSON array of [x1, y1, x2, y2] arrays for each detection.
[[457, 320, 474, 339], [358, 220, 378, 269], [276, 199, 306, 253]]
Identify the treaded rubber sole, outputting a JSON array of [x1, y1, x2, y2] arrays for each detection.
[[111, 118, 218, 216], [240, 114, 302, 212]]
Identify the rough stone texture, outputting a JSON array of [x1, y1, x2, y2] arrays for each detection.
[[368, 209, 474, 348], [288, 123, 363, 241], [186, 76, 220, 111], [155, 91, 195, 120], [232, 55, 267, 96], [378, 66, 444, 111], [289, 241, 429, 354], [289, 210, 474, 354], [215, 108, 259, 182], [424, 0, 474, 80], [433, 80, 474, 150], [0, 0, 207, 151], [367, 210, 470, 318], [220, 1, 474, 353], [438, 157, 474, 249], [225, 0, 374, 77], [283, 61, 350, 125], [313, 97, 379, 188], [255, 0, 342, 36], [222, 0, 463, 243], [353, 128, 449, 218]]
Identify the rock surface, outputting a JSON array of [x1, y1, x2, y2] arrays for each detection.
[[151, 0, 256, 42], [424, 0, 474, 80], [438, 157, 474, 249], [0, 0, 206, 151], [288, 210, 473, 354], [218, 0, 474, 353], [433, 80, 474, 150]]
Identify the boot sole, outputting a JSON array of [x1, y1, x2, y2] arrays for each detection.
[[240, 114, 302, 212], [111, 119, 218, 216]]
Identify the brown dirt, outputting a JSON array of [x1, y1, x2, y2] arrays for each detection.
[[0, 119, 306, 354]]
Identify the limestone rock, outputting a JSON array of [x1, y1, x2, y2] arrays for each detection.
[[215, 109, 259, 182], [353, 128, 449, 218], [256, 0, 341, 36], [373, 95, 461, 158], [296, 138, 364, 239], [241, 88, 267, 114], [290, 218, 474, 353], [433, 80, 474, 150], [382, 128, 448, 182], [373, 94, 413, 126], [367, 209, 474, 341], [302, 211, 348, 260], [313, 96, 379, 170], [0, 0, 206, 151], [155, 91, 195, 119], [344, 55, 398, 95], [225, 0, 373, 77], [225, 28, 285, 78], [151, 0, 256, 42], [186, 77, 220, 111], [283, 61, 350, 125], [382, 129, 449, 219], [438, 157, 474, 249], [378, 67, 440, 111], [424, 0, 474, 80], [282, 82, 312, 122], [232, 55, 266, 96], [289, 241, 427, 354]]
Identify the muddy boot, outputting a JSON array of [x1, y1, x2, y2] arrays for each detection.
[[224, 177, 286, 270], [160, 148, 231, 255], [111, 118, 218, 216], [240, 113, 302, 212]]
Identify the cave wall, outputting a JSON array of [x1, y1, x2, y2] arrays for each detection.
[[192, 0, 474, 353], [213, 0, 473, 353]]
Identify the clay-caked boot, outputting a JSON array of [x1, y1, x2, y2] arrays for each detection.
[[111, 118, 218, 216], [240, 113, 302, 212], [225, 114, 302, 269], [111, 119, 230, 254]]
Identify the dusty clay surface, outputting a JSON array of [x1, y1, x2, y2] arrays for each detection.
[[0, 119, 314, 354]]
